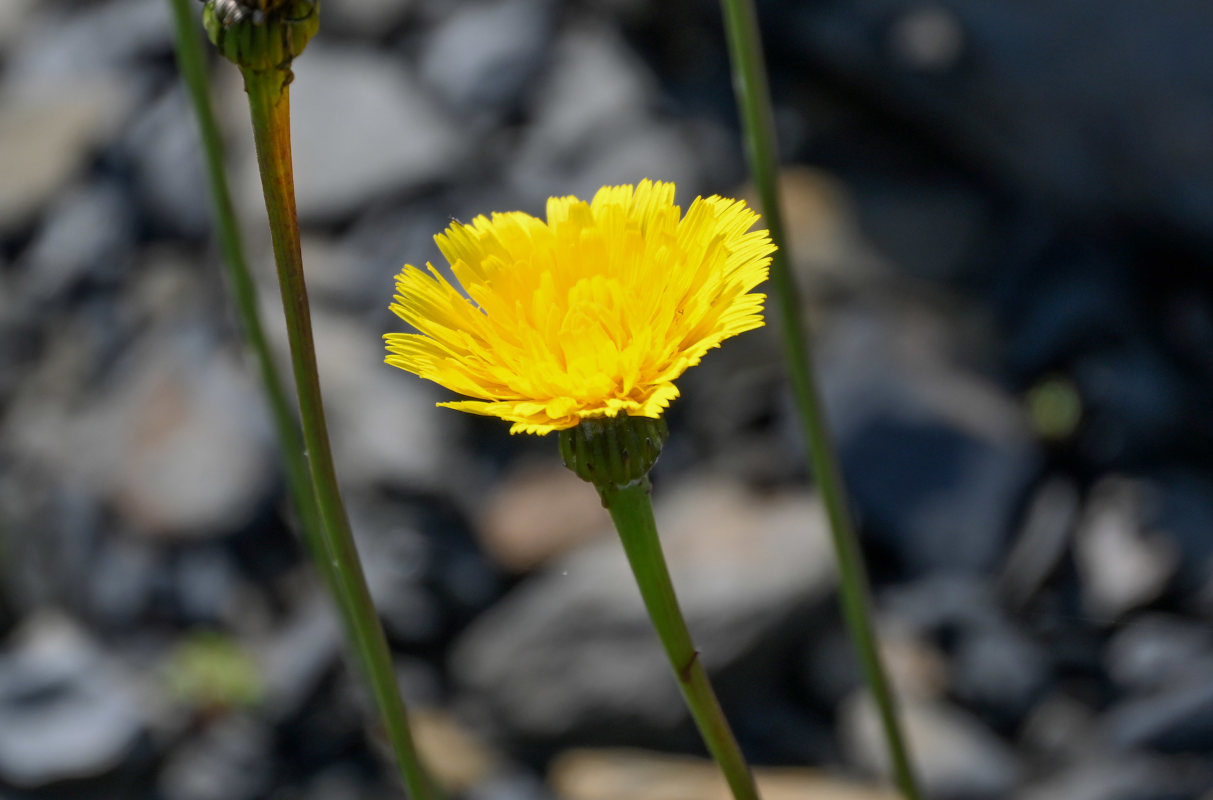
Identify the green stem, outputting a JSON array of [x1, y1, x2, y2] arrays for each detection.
[[166, 0, 328, 574], [717, 2, 922, 798], [603, 480, 761, 800], [241, 67, 440, 800]]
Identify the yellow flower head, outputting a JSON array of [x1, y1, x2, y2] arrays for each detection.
[[384, 180, 775, 435]]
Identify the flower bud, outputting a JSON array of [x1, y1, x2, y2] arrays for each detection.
[[202, 0, 319, 73]]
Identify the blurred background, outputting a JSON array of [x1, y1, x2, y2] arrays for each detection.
[[2, 0, 1213, 798]]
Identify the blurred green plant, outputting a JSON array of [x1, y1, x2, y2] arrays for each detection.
[[717, 1, 923, 798], [165, 630, 265, 714], [1027, 375, 1083, 441]]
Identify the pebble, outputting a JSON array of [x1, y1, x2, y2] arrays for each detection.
[[550, 748, 899, 800], [120, 86, 211, 238], [1074, 477, 1178, 621], [0, 81, 130, 231], [419, 0, 554, 118], [5, 322, 275, 538], [839, 691, 1022, 799], [231, 47, 467, 223], [157, 715, 273, 800], [1106, 613, 1213, 692], [0, 614, 145, 787], [475, 461, 606, 573], [818, 309, 1041, 575], [1016, 753, 1213, 800]]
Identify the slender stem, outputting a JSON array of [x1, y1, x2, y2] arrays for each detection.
[[717, 2, 922, 798], [241, 67, 440, 800], [603, 480, 761, 800], [166, 0, 329, 574]]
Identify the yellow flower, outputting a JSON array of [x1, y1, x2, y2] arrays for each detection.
[[384, 180, 775, 435]]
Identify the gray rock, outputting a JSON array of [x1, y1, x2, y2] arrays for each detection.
[[840, 691, 1022, 799], [1075, 478, 1178, 622], [951, 623, 1050, 726], [4, 319, 275, 538], [1103, 673, 1213, 753], [157, 715, 273, 800], [18, 178, 136, 301], [507, 23, 723, 202], [87, 536, 160, 629], [0, 614, 145, 787], [256, 592, 341, 720], [120, 86, 211, 237], [324, 0, 417, 36], [998, 476, 1080, 607], [1107, 614, 1213, 692], [0, 80, 131, 231], [419, 0, 554, 118], [781, 0, 1213, 248], [1016, 754, 1213, 800], [452, 479, 836, 747], [304, 310, 455, 490], [818, 309, 1041, 575], [6, 0, 169, 81], [231, 47, 467, 223], [0, 0, 37, 56]]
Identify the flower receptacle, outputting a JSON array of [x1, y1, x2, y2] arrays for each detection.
[[559, 415, 668, 500]]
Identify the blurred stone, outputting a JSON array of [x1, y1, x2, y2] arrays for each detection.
[[1147, 470, 1213, 599], [324, 0, 416, 36], [0, 81, 130, 231], [256, 592, 341, 720], [120, 86, 210, 237], [6, 0, 169, 81], [819, 309, 1040, 575], [4, 322, 275, 538], [419, 0, 553, 118], [1107, 614, 1213, 692], [1103, 674, 1213, 753], [351, 495, 500, 648], [0, 614, 145, 787], [233, 47, 466, 223], [885, 4, 965, 73], [300, 307, 454, 491], [507, 22, 722, 202], [18, 178, 135, 301], [1073, 347, 1190, 466], [1075, 478, 1177, 621], [781, 0, 1213, 248], [755, 167, 890, 293], [522, 23, 655, 158], [87, 535, 160, 629], [840, 691, 1021, 799], [1016, 754, 1213, 800], [476, 461, 606, 573], [550, 748, 899, 800], [157, 715, 272, 800], [998, 477, 1080, 607], [1019, 692, 1097, 762], [412, 708, 501, 794], [464, 769, 554, 800], [951, 623, 1049, 726], [452, 479, 835, 747], [0, 0, 36, 54]]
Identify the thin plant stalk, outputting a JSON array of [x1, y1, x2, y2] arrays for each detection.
[[605, 480, 761, 800], [165, 0, 328, 574], [717, 1, 923, 798], [238, 67, 441, 800]]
